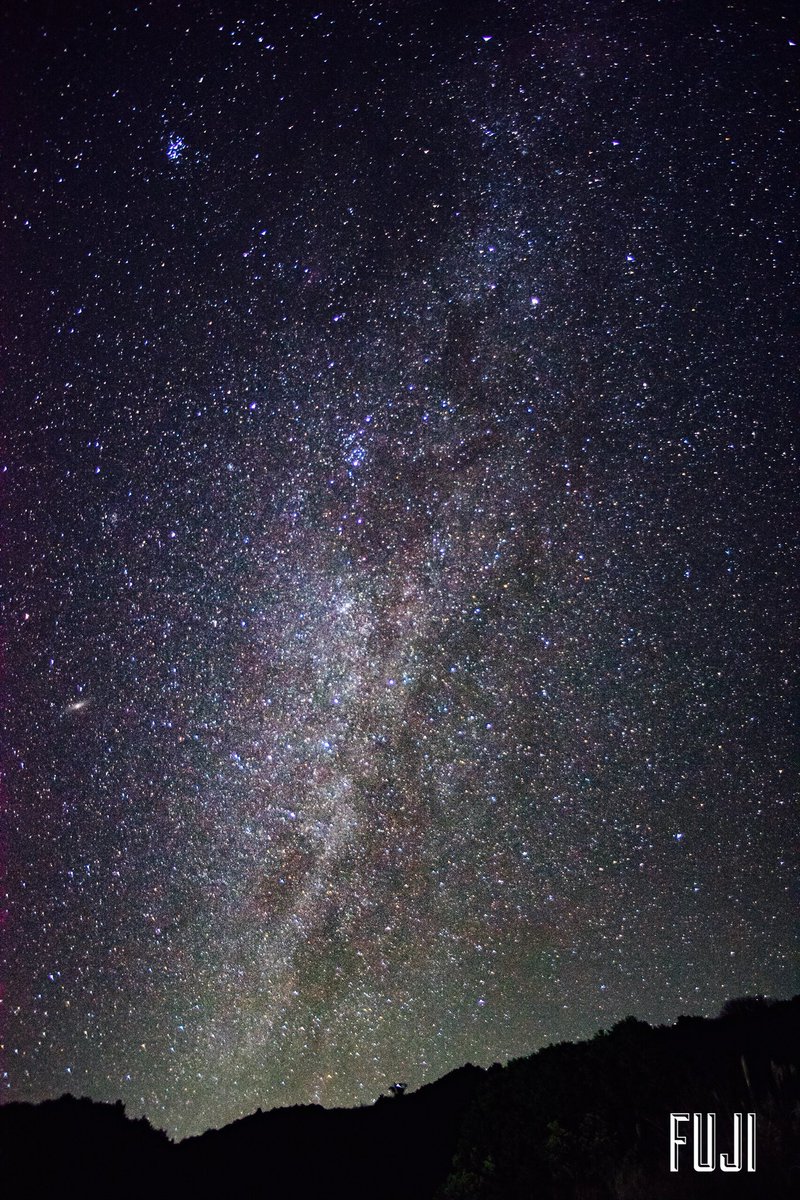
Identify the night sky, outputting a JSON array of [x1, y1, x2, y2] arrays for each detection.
[[3, 0, 797, 1139]]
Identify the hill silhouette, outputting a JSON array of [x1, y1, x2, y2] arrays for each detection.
[[2, 996, 798, 1199]]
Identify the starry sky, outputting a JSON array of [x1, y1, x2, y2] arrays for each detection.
[[3, 0, 797, 1139]]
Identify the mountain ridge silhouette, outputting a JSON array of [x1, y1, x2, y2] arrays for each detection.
[[3, 995, 798, 1198]]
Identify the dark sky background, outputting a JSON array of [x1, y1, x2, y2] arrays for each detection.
[[2, 0, 797, 1139]]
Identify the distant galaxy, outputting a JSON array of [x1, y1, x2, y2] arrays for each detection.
[[3, 1, 797, 1137]]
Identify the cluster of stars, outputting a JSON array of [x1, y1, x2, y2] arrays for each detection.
[[3, 1, 796, 1138]]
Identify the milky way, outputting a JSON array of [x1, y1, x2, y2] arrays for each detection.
[[3, 2, 797, 1136]]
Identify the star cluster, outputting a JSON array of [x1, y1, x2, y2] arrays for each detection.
[[3, 2, 796, 1137]]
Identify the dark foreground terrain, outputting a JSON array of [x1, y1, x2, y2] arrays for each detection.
[[2, 996, 798, 1199]]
